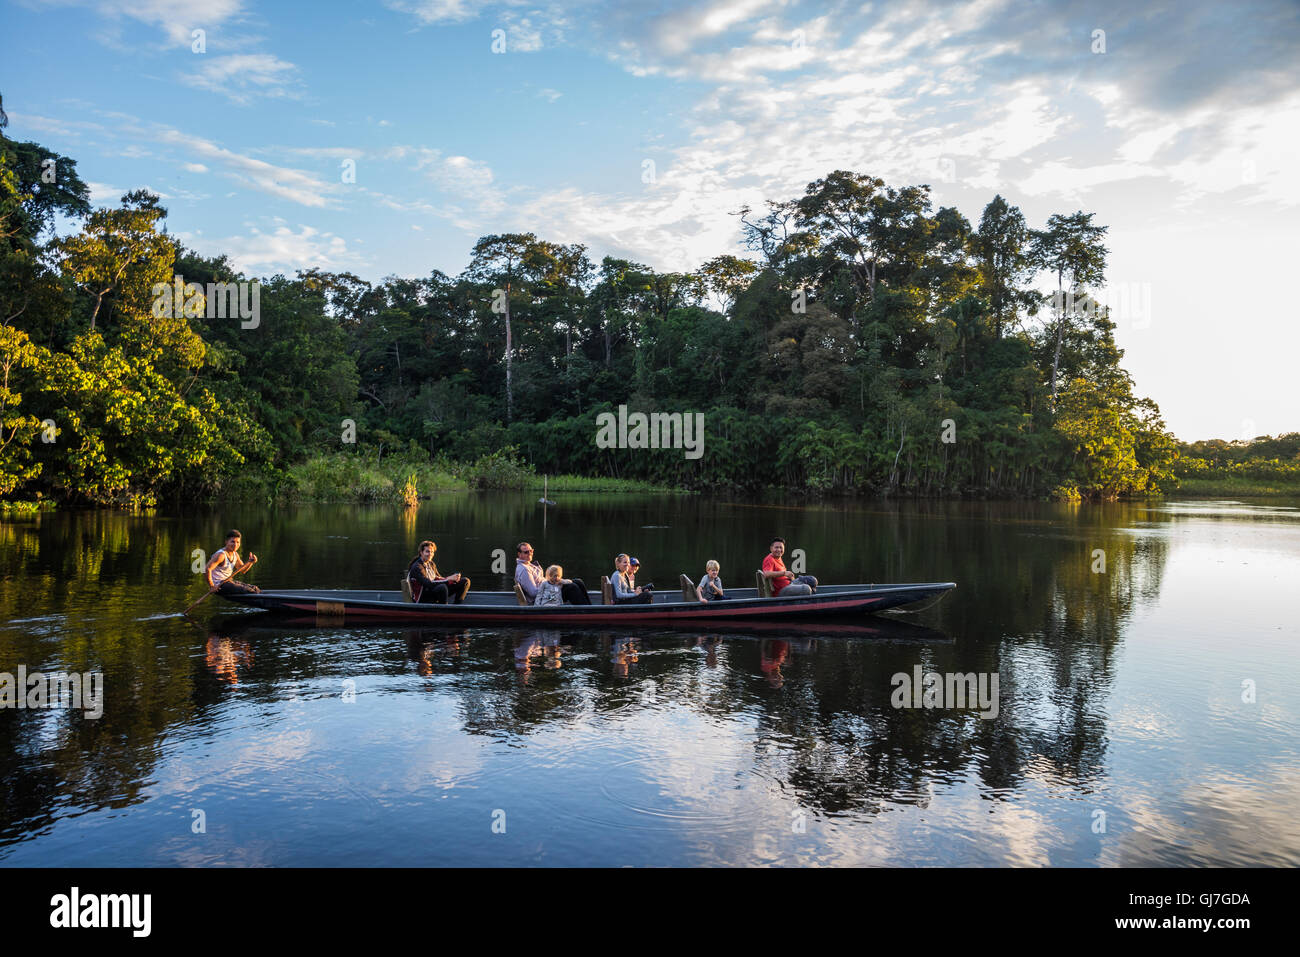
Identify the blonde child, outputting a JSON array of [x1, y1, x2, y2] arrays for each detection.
[[534, 565, 569, 606], [695, 559, 728, 603]]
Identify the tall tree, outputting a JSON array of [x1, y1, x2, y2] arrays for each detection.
[[789, 170, 887, 308], [697, 254, 758, 313], [974, 195, 1035, 339], [464, 233, 537, 422], [1030, 211, 1109, 406], [56, 190, 175, 333]]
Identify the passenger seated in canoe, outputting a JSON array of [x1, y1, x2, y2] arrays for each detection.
[[628, 556, 641, 590], [205, 529, 260, 595], [761, 537, 818, 597], [514, 542, 592, 605], [611, 553, 653, 604], [695, 559, 729, 603], [407, 540, 470, 604], [534, 565, 575, 606]]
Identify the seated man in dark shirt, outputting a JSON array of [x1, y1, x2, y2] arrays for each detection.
[[407, 540, 470, 604]]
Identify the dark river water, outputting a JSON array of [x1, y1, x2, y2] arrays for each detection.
[[1, 494, 1297, 866]]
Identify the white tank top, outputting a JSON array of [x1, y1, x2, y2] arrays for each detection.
[[211, 550, 236, 585]]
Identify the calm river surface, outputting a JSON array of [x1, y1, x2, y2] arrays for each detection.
[[1, 494, 1297, 866]]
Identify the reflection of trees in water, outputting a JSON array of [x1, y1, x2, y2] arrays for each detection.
[[427, 503, 1172, 819], [0, 499, 1179, 843], [923, 503, 1171, 796], [0, 508, 213, 847]]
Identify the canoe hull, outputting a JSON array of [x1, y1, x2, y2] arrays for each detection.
[[218, 582, 955, 625]]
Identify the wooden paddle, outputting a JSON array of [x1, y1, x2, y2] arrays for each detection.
[[184, 586, 217, 615]]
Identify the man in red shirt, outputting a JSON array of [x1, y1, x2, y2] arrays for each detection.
[[760, 537, 818, 596]]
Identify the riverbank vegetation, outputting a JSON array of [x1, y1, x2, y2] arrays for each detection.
[[0, 94, 1201, 506], [252, 449, 681, 503], [1172, 433, 1300, 497]]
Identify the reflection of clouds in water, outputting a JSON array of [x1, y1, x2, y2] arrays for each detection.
[[1145, 502, 1300, 520], [1107, 704, 1183, 745], [402, 718, 490, 792], [155, 837, 278, 867], [1108, 767, 1300, 866], [574, 706, 1068, 865], [571, 707, 779, 863], [151, 728, 317, 798]]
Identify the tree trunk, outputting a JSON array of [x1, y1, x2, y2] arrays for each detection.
[[890, 422, 906, 489], [1048, 268, 1065, 407], [505, 281, 513, 423]]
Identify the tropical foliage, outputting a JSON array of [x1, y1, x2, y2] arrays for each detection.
[[0, 95, 1183, 505]]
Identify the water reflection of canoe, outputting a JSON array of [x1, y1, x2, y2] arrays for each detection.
[[217, 582, 955, 625], [212, 611, 953, 643]]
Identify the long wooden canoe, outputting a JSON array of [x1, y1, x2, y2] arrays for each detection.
[[217, 582, 955, 625]]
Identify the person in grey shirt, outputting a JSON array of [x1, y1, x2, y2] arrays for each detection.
[[611, 553, 652, 604], [515, 542, 591, 604], [695, 559, 729, 602]]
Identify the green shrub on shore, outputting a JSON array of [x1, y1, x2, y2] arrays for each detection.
[[459, 446, 535, 490], [1050, 482, 1083, 503], [400, 473, 419, 507], [0, 499, 56, 514]]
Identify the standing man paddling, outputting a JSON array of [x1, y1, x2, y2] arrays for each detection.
[[205, 529, 261, 596], [761, 537, 817, 596]]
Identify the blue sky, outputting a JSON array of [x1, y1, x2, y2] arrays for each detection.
[[3, 0, 1298, 440]]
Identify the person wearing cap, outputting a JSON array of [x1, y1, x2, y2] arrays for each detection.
[[627, 557, 641, 590], [611, 553, 652, 604]]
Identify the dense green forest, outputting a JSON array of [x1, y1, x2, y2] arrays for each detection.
[[0, 93, 1211, 507], [1173, 433, 1300, 496]]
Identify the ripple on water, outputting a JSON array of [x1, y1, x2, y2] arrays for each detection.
[[566, 756, 762, 835]]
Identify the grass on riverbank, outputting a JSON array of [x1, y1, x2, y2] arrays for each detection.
[[220, 451, 686, 504], [532, 474, 683, 493], [1170, 475, 1300, 497]]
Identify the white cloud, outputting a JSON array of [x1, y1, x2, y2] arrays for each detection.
[[183, 224, 356, 274], [507, 16, 543, 51], [178, 53, 301, 104], [154, 128, 336, 207], [422, 153, 494, 192], [383, 0, 485, 24], [48, 0, 247, 46], [86, 181, 121, 204]]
